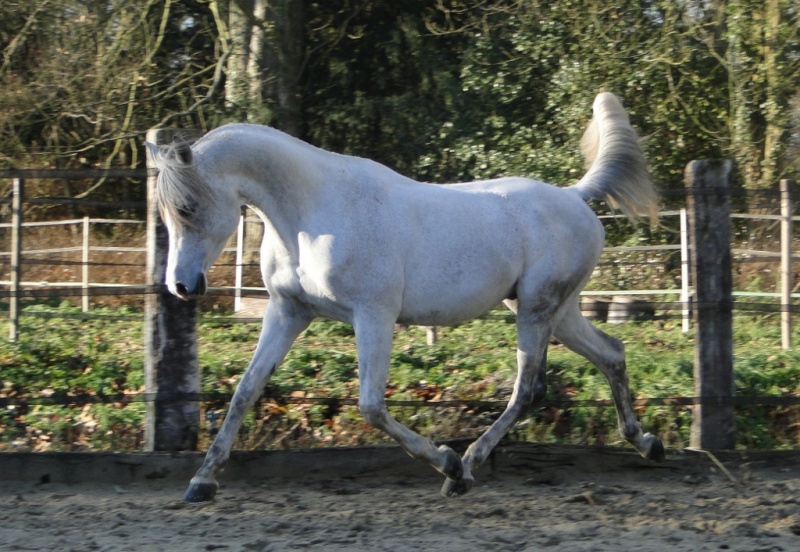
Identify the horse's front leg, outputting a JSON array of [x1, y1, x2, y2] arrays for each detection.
[[441, 314, 551, 497], [354, 314, 464, 482], [183, 300, 313, 502]]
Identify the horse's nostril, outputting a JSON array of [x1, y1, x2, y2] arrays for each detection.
[[175, 282, 189, 298]]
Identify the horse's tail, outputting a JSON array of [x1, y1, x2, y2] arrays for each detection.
[[572, 92, 658, 224]]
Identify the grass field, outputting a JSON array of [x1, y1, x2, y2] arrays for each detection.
[[1, 301, 799, 452]]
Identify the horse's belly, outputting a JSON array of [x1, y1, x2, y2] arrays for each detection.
[[396, 305, 498, 327], [396, 241, 520, 325], [396, 277, 514, 326]]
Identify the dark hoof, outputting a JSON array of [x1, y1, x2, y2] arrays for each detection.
[[183, 481, 218, 503], [441, 476, 474, 498], [438, 445, 463, 481], [644, 433, 666, 462]]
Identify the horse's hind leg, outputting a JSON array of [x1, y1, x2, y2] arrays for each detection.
[[354, 313, 464, 482], [441, 310, 551, 497], [553, 306, 665, 461], [504, 298, 547, 402], [503, 299, 547, 404]]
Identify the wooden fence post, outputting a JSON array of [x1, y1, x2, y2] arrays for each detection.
[[780, 179, 794, 350], [82, 216, 90, 312], [144, 129, 200, 452], [8, 178, 23, 342], [685, 160, 735, 450]]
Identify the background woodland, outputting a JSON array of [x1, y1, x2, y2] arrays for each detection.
[[1, 0, 799, 211]]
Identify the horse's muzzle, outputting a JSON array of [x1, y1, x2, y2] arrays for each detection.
[[173, 273, 207, 300]]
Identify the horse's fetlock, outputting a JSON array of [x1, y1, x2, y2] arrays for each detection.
[[643, 433, 666, 462], [619, 421, 642, 442], [437, 445, 464, 480]]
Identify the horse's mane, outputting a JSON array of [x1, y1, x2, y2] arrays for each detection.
[[150, 139, 217, 228]]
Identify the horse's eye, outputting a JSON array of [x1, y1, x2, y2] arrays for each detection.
[[177, 204, 196, 219]]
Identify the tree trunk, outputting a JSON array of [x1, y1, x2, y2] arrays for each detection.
[[226, 0, 254, 114], [726, 0, 764, 189], [262, 0, 304, 136], [246, 0, 267, 121], [761, 0, 785, 187]]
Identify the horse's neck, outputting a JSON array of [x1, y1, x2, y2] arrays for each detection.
[[230, 135, 334, 232]]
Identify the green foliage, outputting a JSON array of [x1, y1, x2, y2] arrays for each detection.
[[302, 0, 799, 200], [0, 303, 145, 450], [1, 303, 144, 398], [2, 1, 798, 218]]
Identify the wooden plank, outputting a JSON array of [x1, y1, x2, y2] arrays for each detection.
[[3, 443, 800, 485], [781, 179, 794, 350], [685, 160, 735, 450], [680, 208, 691, 333], [0, 219, 143, 229], [0, 168, 150, 179], [82, 217, 90, 312]]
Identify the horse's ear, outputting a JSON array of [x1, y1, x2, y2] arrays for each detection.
[[145, 142, 161, 164], [173, 141, 193, 166]]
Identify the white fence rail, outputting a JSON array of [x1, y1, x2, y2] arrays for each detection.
[[0, 216, 146, 312]]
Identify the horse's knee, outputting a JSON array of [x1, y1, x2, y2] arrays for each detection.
[[360, 403, 388, 429]]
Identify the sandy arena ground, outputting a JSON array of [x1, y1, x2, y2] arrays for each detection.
[[1, 444, 799, 551]]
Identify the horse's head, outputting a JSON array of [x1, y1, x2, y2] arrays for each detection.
[[146, 140, 240, 300]]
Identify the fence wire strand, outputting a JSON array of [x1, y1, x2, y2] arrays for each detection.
[[2, 390, 799, 410]]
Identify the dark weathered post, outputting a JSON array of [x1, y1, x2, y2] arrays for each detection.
[[8, 178, 23, 342], [144, 129, 200, 451], [685, 160, 735, 449]]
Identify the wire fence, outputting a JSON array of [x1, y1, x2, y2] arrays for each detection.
[[3, 389, 800, 409], [1, 175, 799, 452]]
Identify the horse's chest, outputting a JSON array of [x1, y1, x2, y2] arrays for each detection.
[[261, 250, 358, 320]]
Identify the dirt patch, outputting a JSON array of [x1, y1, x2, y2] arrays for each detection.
[[1, 444, 799, 551]]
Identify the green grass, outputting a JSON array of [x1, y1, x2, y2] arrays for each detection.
[[1, 302, 799, 452]]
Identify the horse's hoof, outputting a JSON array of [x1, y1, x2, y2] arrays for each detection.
[[183, 481, 218, 503], [440, 476, 474, 498], [438, 445, 463, 481], [643, 433, 666, 462]]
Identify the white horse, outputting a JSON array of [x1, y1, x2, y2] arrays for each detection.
[[146, 92, 664, 502]]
